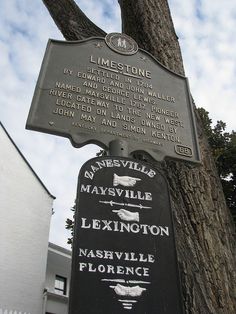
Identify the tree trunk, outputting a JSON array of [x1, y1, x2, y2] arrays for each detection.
[[118, 1, 236, 313], [43, 0, 236, 313]]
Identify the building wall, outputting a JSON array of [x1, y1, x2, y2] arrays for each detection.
[[45, 243, 71, 314], [45, 296, 68, 314], [0, 125, 54, 314]]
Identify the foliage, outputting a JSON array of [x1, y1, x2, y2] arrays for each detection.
[[197, 108, 236, 221], [65, 203, 75, 245]]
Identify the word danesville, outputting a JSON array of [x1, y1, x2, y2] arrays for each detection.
[[83, 159, 156, 180]]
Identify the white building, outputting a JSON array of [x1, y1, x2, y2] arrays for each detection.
[[0, 122, 56, 314], [44, 243, 71, 314]]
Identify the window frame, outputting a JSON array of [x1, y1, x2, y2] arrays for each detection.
[[54, 274, 67, 296]]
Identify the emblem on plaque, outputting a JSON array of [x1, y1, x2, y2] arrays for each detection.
[[105, 33, 138, 55]]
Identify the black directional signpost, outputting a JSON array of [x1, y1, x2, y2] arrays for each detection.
[[26, 32, 199, 313], [69, 156, 183, 313]]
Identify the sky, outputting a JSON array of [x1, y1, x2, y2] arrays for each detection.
[[0, 0, 235, 249]]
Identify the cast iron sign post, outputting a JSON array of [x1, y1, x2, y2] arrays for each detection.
[[25, 33, 198, 313], [69, 156, 183, 314]]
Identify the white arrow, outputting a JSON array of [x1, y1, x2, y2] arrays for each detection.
[[99, 200, 151, 209]]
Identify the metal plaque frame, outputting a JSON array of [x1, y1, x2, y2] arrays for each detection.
[[26, 35, 200, 163]]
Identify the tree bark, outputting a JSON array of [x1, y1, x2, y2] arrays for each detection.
[[43, 0, 236, 313], [118, 0, 185, 75], [118, 1, 236, 313]]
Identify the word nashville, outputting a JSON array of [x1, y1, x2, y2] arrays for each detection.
[[79, 248, 155, 263], [80, 218, 169, 236]]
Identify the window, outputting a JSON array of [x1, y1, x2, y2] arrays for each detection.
[[54, 275, 67, 295]]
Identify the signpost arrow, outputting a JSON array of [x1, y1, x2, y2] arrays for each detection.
[[99, 200, 152, 209]]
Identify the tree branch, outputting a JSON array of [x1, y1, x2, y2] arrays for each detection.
[[42, 0, 106, 40]]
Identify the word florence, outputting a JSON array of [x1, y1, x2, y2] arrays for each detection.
[[79, 262, 150, 277], [80, 218, 169, 236]]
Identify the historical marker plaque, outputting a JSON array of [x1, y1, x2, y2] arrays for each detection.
[[69, 156, 183, 313], [26, 33, 200, 162]]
